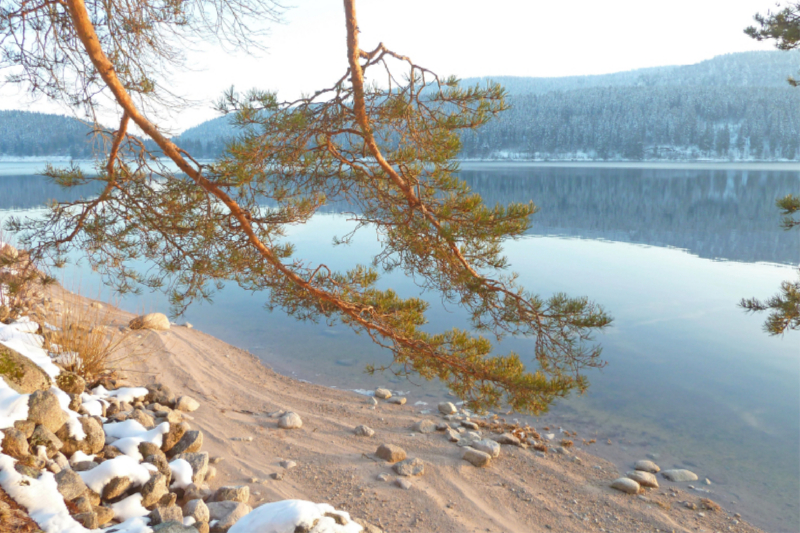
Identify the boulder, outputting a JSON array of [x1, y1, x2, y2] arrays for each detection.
[[393, 458, 425, 477], [175, 396, 200, 412], [374, 388, 392, 399], [610, 477, 640, 494], [184, 499, 210, 523], [55, 372, 86, 395], [1, 427, 29, 459], [462, 447, 492, 467], [169, 430, 204, 457], [353, 425, 375, 437], [634, 460, 661, 473], [277, 412, 302, 429], [129, 313, 171, 331], [661, 469, 698, 482], [207, 501, 251, 532], [444, 428, 461, 442], [146, 383, 176, 406], [0, 344, 51, 394], [472, 439, 501, 458], [55, 468, 88, 501], [57, 416, 105, 455], [163, 421, 190, 453], [145, 453, 172, 483], [26, 390, 66, 433], [438, 402, 457, 415], [493, 433, 521, 446], [129, 409, 156, 429], [213, 485, 249, 503], [375, 444, 406, 463], [626, 470, 659, 488], [102, 476, 132, 501], [141, 473, 169, 508], [149, 505, 183, 525], [175, 452, 209, 485]]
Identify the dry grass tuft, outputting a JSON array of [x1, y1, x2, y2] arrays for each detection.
[[700, 497, 721, 512], [0, 230, 52, 324]]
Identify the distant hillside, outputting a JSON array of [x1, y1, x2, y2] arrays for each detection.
[[0, 110, 98, 158]]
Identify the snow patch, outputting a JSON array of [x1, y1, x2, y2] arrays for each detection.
[[228, 500, 363, 533]]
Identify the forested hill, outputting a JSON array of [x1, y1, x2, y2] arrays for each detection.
[[0, 110, 98, 158]]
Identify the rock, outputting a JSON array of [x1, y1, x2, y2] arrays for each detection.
[[184, 499, 210, 523], [626, 470, 659, 488], [55, 372, 86, 395], [153, 521, 200, 533], [395, 478, 412, 490], [54, 468, 88, 501], [279, 460, 296, 469], [102, 476, 132, 501], [662, 469, 698, 482], [413, 420, 437, 434], [0, 344, 51, 394], [73, 460, 98, 472], [493, 433, 521, 446], [277, 412, 302, 429], [1, 427, 29, 459], [376, 473, 390, 482], [146, 383, 176, 407], [375, 444, 406, 463], [129, 313, 171, 331], [207, 501, 252, 531], [14, 463, 41, 478], [634, 460, 661, 473], [142, 473, 169, 508], [444, 428, 461, 442], [58, 416, 105, 455], [437, 402, 457, 415], [354, 425, 375, 437], [29, 424, 62, 458], [94, 505, 114, 525], [184, 483, 212, 502], [159, 493, 178, 508], [393, 457, 424, 477], [472, 439, 501, 458], [68, 394, 82, 412], [139, 441, 164, 460], [462, 447, 492, 467], [214, 486, 249, 503], [74, 512, 99, 529], [73, 495, 93, 513], [270, 472, 283, 480], [388, 396, 406, 405], [13, 420, 35, 438], [175, 452, 209, 485], [26, 390, 66, 433], [168, 430, 204, 457], [461, 420, 479, 430], [163, 421, 190, 453], [175, 396, 200, 412], [130, 409, 156, 429], [149, 505, 183, 525], [206, 466, 217, 481], [374, 388, 392, 400], [610, 477, 641, 494]]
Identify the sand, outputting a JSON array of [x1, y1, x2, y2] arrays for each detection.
[[50, 288, 767, 533]]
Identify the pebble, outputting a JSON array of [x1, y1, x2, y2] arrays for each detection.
[[374, 388, 392, 400], [280, 460, 297, 469], [610, 477, 640, 494], [626, 470, 659, 488], [354, 425, 375, 437], [413, 420, 437, 434], [395, 478, 413, 490], [388, 397, 407, 405], [393, 457, 425, 477], [634, 460, 660, 473], [444, 428, 461, 442], [661, 469, 698, 482], [376, 473, 391, 482], [277, 412, 303, 429], [438, 402, 457, 415]]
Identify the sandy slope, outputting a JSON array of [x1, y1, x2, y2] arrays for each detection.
[[62, 288, 764, 533]]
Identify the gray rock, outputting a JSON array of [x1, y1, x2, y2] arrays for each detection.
[[610, 477, 640, 494], [207, 501, 252, 531], [26, 390, 66, 433], [141, 473, 169, 508], [626, 470, 659, 488], [472, 439, 501, 458], [14, 463, 42, 478], [634, 460, 661, 473], [146, 383, 175, 406], [413, 420, 437, 434], [149, 505, 183, 525], [74, 512, 99, 529], [393, 458, 424, 477], [29, 424, 62, 458], [374, 388, 392, 399], [277, 412, 302, 429], [462, 447, 492, 467], [0, 344, 51, 394], [279, 460, 296, 469], [163, 421, 189, 453], [184, 499, 210, 523], [168, 430, 204, 457], [445, 428, 461, 442], [354, 425, 375, 437], [57, 416, 105, 456], [213, 485, 249, 503], [461, 420, 479, 430], [153, 522, 200, 533], [437, 402, 457, 415], [493, 433, 521, 446], [184, 483, 213, 502], [175, 452, 209, 485], [54, 468, 88, 501], [1, 427, 29, 459], [375, 444, 406, 463], [388, 397, 406, 405], [395, 478, 412, 490], [102, 476, 132, 501], [129, 409, 156, 429], [175, 396, 200, 412], [376, 473, 391, 482], [144, 453, 172, 483], [662, 469, 698, 482], [129, 313, 171, 331]]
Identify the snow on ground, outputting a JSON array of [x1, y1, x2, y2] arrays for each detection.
[[169, 458, 193, 490], [229, 500, 363, 533], [78, 455, 157, 494]]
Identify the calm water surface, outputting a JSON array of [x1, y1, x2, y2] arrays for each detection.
[[1, 161, 798, 531]]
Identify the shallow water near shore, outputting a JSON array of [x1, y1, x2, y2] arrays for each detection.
[[1, 161, 799, 531]]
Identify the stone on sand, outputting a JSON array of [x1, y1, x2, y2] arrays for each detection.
[[661, 469, 698, 482], [278, 412, 302, 429], [610, 477, 641, 494], [634, 460, 661, 473], [375, 444, 406, 463]]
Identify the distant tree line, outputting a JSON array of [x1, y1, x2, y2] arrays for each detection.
[[0, 110, 101, 158]]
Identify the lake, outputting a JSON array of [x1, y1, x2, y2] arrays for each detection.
[[1, 160, 798, 531]]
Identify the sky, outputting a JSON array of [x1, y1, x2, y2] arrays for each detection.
[[0, 0, 787, 132]]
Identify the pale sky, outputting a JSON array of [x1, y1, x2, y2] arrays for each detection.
[[0, 0, 785, 132]]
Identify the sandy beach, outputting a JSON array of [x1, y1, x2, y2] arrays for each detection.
[[23, 285, 763, 533]]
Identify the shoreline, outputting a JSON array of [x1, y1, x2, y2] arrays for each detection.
[[36, 286, 768, 533]]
